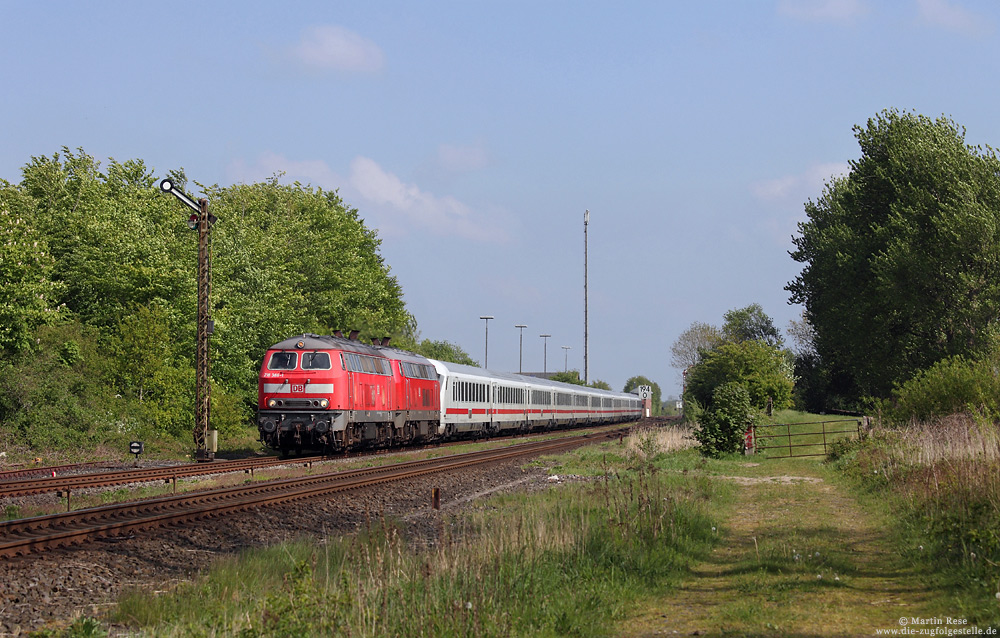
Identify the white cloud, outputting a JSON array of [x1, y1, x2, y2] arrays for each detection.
[[227, 153, 509, 242], [777, 0, 869, 22], [915, 0, 992, 37], [228, 151, 343, 186], [349, 156, 507, 242], [751, 162, 849, 204], [289, 25, 385, 72], [751, 162, 850, 247]]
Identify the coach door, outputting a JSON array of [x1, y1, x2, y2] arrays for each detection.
[[490, 382, 497, 431]]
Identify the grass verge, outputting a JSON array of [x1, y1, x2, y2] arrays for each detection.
[[830, 415, 1000, 625], [59, 424, 719, 637]]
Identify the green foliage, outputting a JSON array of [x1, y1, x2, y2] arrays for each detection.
[[0, 323, 113, 449], [0, 148, 413, 453], [549, 370, 585, 385], [28, 616, 108, 638], [685, 339, 794, 413], [0, 180, 65, 352], [788, 109, 1000, 402], [888, 355, 1000, 423], [670, 320, 723, 370], [588, 379, 612, 390], [722, 303, 783, 347], [108, 304, 194, 439], [400, 338, 478, 366], [693, 382, 761, 457]]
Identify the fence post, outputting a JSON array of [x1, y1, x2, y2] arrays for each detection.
[[822, 420, 828, 455], [786, 423, 793, 458]]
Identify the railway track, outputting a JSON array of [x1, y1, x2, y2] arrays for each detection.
[[0, 428, 621, 559], [0, 425, 625, 499], [0, 461, 115, 482], [0, 455, 327, 498]]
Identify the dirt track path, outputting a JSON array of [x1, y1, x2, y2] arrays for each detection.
[[619, 460, 945, 637]]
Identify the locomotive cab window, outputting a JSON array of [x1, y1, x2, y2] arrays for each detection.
[[268, 352, 297, 370], [302, 352, 331, 370]]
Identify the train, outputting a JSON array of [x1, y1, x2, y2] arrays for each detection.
[[256, 332, 643, 453]]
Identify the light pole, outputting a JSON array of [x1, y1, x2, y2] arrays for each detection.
[[480, 316, 494, 368], [160, 178, 218, 462], [515, 324, 527, 373], [562, 345, 571, 372], [584, 209, 589, 385], [540, 334, 551, 374]]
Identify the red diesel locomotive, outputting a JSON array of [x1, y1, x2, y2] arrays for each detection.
[[257, 332, 642, 453], [257, 333, 440, 453]]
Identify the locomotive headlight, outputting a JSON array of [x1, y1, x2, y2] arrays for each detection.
[[319, 399, 329, 408], [267, 398, 278, 408]]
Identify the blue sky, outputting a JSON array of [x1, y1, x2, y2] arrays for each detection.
[[4, 0, 1000, 396]]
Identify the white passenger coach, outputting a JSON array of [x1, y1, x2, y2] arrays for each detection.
[[430, 359, 642, 437]]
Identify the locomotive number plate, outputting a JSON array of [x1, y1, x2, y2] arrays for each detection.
[[291, 384, 306, 393]]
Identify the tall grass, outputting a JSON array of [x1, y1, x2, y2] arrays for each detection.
[[621, 424, 696, 460], [833, 414, 1000, 623], [111, 429, 717, 637]]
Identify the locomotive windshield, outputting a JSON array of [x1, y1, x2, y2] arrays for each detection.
[[302, 352, 331, 370], [268, 352, 297, 370]]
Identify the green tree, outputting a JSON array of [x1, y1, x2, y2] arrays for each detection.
[[406, 339, 478, 366], [1, 149, 414, 451], [108, 304, 194, 438], [788, 110, 1000, 401], [550, 370, 584, 385], [670, 321, 723, 370], [0, 182, 65, 352], [722, 303, 783, 347], [623, 375, 662, 416], [684, 339, 794, 413], [588, 379, 611, 390]]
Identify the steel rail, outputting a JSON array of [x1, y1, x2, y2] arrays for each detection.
[[0, 461, 114, 483], [0, 429, 619, 559], [0, 425, 617, 497], [0, 455, 327, 498]]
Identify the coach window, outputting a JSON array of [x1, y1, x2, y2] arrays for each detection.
[[268, 352, 297, 370]]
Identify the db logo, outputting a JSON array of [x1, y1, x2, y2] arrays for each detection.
[[291, 384, 306, 393]]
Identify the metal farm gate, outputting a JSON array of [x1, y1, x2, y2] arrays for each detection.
[[751, 419, 865, 459]]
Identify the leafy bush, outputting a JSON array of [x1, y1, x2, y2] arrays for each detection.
[[889, 355, 1000, 423], [694, 382, 761, 457], [685, 340, 794, 413]]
